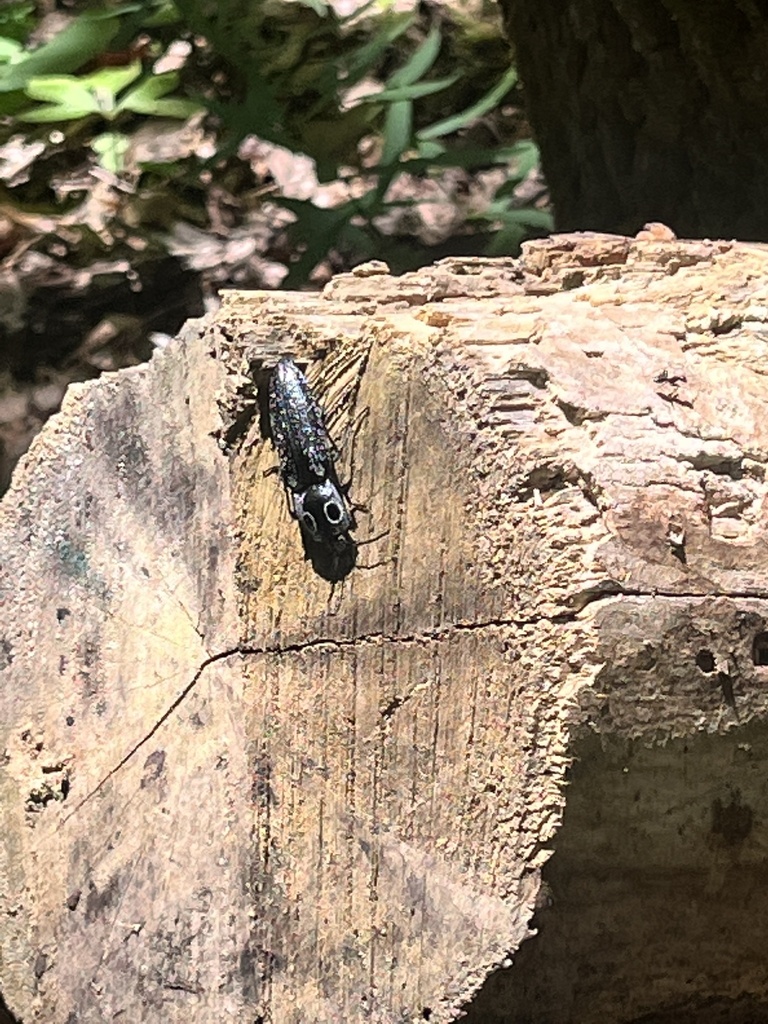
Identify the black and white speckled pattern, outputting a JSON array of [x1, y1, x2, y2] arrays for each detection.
[[267, 357, 357, 580]]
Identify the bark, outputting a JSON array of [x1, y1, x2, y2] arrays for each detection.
[[501, 0, 768, 240], [1, 233, 768, 1023]]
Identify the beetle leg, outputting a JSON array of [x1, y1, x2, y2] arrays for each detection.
[[357, 528, 389, 547], [283, 485, 299, 519]]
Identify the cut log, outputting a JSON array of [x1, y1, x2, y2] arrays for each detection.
[[2, 234, 768, 1023]]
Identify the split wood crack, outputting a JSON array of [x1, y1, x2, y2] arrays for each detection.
[[62, 587, 768, 823]]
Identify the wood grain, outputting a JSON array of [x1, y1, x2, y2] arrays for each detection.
[[2, 235, 768, 1022]]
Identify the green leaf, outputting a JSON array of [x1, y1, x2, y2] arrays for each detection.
[[123, 70, 180, 103], [278, 196, 352, 223], [0, 10, 122, 92], [479, 200, 531, 221], [508, 140, 541, 179], [16, 104, 93, 122], [20, 63, 142, 121], [17, 103, 93, 122], [482, 205, 553, 254], [417, 64, 518, 141], [344, 14, 413, 85], [0, 37, 23, 62], [0, 3, 35, 44], [366, 75, 459, 104], [19, 76, 101, 120], [485, 222, 527, 255], [91, 131, 130, 173], [82, 62, 142, 96], [118, 71, 201, 118], [24, 75, 91, 105], [141, 0, 182, 28], [208, 69, 291, 153], [380, 99, 412, 165], [387, 25, 441, 87], [134, 95, 202, 118], [415, 139, 445, 159], [500, 207, 554, 230], [494, 139, 540, 162], [401, 143, 514, 174], [491, 143, 542, 196]]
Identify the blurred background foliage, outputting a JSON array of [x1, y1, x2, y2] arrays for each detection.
[[0, 0, 550, 490]]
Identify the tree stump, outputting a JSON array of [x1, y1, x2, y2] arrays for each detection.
[[2, 233, 768, 1023]]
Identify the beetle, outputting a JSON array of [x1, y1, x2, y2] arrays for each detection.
[[268, 357, 358, 580], [268, 356, 336, 492]]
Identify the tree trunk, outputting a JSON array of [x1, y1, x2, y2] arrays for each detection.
[[501, 0, 768, 241], [2, 234, 768, 1023]]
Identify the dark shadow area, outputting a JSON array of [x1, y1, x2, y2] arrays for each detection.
[[0, 987, 20, 1024], [751, 633, 768, 667], [460, 724, 768, 1023]]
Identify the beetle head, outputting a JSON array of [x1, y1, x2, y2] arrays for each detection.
[[294, 479, 354, 548]]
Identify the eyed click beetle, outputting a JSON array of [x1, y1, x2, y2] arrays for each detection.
[[268, 357, 358, 581], [268, 356, 336, 492]]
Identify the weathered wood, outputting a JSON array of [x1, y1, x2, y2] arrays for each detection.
[[2, 234, 768, 1022]]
